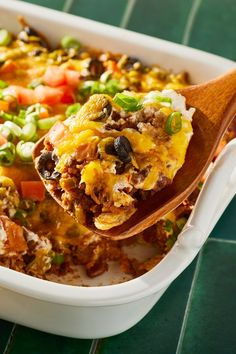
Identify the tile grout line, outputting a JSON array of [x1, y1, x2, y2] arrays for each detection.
[[208, 237, 236, 245], [88, 339, 101, 354], [175, 249, 204, 354], [62, 0, 74, 13], [181, 0, 202, 45], [3, 323, 16, 354], [119, 0, 137, 29]]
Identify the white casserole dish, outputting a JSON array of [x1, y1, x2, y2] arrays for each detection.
[[0, 0, 235, 339]]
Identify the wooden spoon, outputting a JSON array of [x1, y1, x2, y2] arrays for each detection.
[[33, 69, 236, 240]]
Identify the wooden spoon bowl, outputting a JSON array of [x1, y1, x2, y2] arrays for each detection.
[[33, 69, 236, 240]]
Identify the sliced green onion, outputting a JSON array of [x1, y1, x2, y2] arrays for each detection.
[[113, 93, 142, 112], [100, 70, 112, 83], [65, 103, 81, 117], [0, 29, 12, 46], [18, 110, 26, 119], [155, 96, 172, 104], [26, 103, 45, 116], [91, 81, 105, 94], [198, 181, 203, 190], [4, 121, 22, 137], [143, 93, 172, 106], [13, 116, 26, 127], [25, 112, 39, 124], [61, 35, 81, 50], [16, 141, 35, 162], [164, 219, 173, 233], [0, 125, 14, 141], [21, 123, 37, 141], [0, 142, 15, 166], [165, 112, 182, 135], [0, 112, 13, 121], [30, 133, 39, 143], [79, 81, 95, 96], [37, 115, 62, 130], [105, 79, 121, 95], [52, 253, 64, 265], [176, 217, 187, 231], [0, 80, 8, 89], [27, 79, 43, 89]]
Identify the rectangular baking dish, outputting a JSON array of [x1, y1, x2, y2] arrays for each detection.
[[0, 0, 235, 338]]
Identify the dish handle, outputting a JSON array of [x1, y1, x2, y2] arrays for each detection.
[[177, 138, 236, 249]]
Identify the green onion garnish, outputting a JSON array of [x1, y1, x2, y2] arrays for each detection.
[[164, 219, 174, 233], [16, 141, 35, 162], [113, 93, 142, 112], [0, 112, 13, 121], [52, 253, 65, 265], [65, 103, 81, 117], [0, 125, 13, 141], [27, 79, 43, 89], [21, 123, 37, 141], [4, 121, 22, 138], [0, 80, 8, 89], [155, 96, 172, 104], [25, 112, 39, 124], [105, 79, 121, 95], [0, 29, 12, 46], [37, 116, 59, 130], [165, 112, 182, 135], [13, 116, 26, 128], [61, 35, 81, 50], [0, 142, 16, 166], [176, 217, 187, 231]]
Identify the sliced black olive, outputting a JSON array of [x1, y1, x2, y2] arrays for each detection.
[[123, 56, 142, 71], [99, 102, 112, 120], [89, 58, 104, 78], [36, 151, 61, 180], [24, 26, 40, 37], [105, 141, 116, 155], [30, 48, 44, 56], [114, 136, 132, 163]]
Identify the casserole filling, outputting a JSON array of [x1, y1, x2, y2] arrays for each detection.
[[0, 19, 234, 283], [39, 91, 194, 230]]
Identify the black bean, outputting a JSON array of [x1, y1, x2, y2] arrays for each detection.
[[36, 151, 61, 180], [114, 136, 132, 163], [89, 58, 104, 78]]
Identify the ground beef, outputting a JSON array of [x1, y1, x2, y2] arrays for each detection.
[[105, 106, 169, 136]]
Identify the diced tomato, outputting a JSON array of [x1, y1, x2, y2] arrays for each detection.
[[34, 85, 63, 105], [58, 85, 75, 104], [64, 69, 80, 88], [0, 100, 9, 111], [0, 215, 28, 253], [43, 66, 66, 87], [21, 181, 45, 202], [42, 65, 80, 88], [0, 135, 7, 146], [18, 87, 36, 105], [4, 86, 36, 105], [46, 121, 68, 147]]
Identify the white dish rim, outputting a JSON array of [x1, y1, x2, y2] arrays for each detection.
[[0, 0, 235, 308]]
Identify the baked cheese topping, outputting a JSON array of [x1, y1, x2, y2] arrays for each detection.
[[42, 90, 194, 230]]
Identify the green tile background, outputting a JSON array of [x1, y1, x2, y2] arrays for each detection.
[[0, 0, 236, 353]]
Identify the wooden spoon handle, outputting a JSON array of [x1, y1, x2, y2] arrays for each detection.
[[179, 69, 236, 130]]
